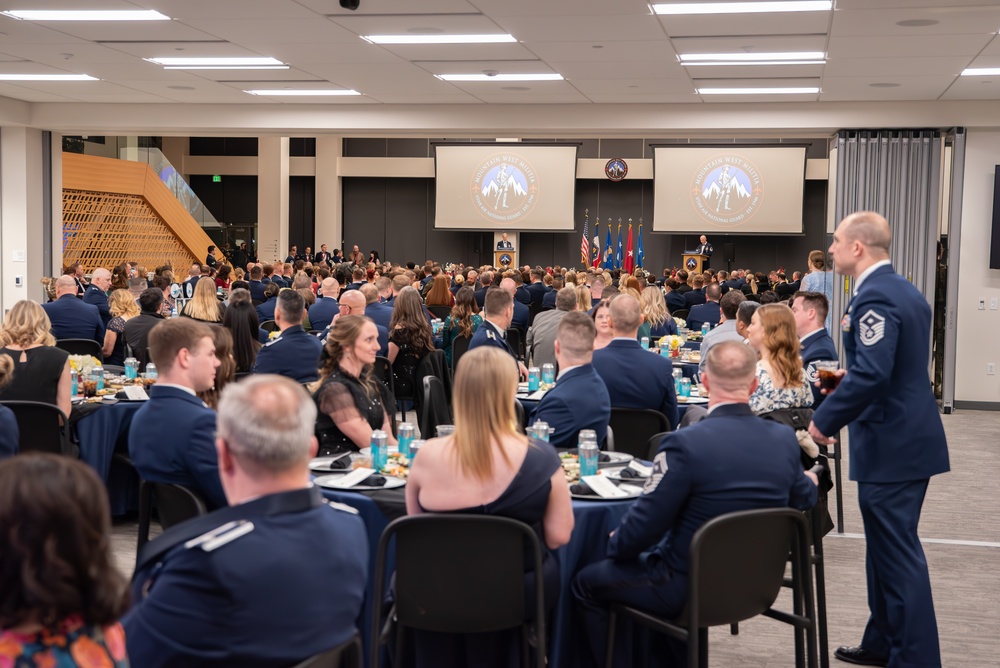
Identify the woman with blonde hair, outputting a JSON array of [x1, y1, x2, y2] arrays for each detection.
[[745, 304, 813, 415], [575, 284, 592, 312], [800, 249, 834, 331], [640, 286, 677, 339], [197, 327, 236, 410], [181, 276, 225, 323], [103, 289, 140, 366], [0, 301, 72, 421], [405, 345, 574, 666]]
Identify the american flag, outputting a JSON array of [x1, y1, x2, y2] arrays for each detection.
[[580, 214, 590, 266]]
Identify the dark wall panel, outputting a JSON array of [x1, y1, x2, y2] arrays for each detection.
[[189, 175, 257, 225], [289, 176, 315, 250], [343, 178, 387, 257]]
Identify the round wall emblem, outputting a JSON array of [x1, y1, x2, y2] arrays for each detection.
[[605, 158, 627, 182], [471, 153, 538, 224], [499, 252, 513, 267], [685, 257, 698, 271], [690, 154, 763, 228]]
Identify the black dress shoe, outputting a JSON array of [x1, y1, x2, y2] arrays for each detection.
[[834, 645, 888, 666]]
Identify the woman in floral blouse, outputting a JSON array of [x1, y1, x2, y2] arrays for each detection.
[[745, 303, 813, 415]]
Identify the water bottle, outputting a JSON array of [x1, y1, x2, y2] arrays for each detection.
[[409, 439, 425, 460], [124, 357, 138, 380], [145, 362, 158, 380], [70, 368, 78, 396], [701, 322, 710, 336], [171, 305, 178, 318], [91, 365, 105, 392], [371, 430, 388, 471], [528, 367, 540, 391], [672, 368, 684, 394], [679, 378, 692, 398], [541, 363, 556, 386], [397, 423, 415, 457], [640, 336, 649, 350], [529, 420, 550, 442], [579, 430, 599, 478]]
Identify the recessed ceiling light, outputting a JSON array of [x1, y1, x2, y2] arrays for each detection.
[[683, 60, 825, 66], [436, 73, 563, 82], [2, 9, 170, 21], [245, 89, 361, 96], [361, 34, 516, 44], [962, 67, 1000, 76], [896, 19, 939, 27], [869, 82, 901, 88], [697, 86, 820, 94], [652, 1, 831, 15], [145, 57, 287, 70], [680, 51, 824, 62], [0, 73, 97, 81]]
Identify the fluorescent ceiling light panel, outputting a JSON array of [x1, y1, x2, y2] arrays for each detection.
[[961, 67, 1000, 76], [362, 34, 516, 44], [680, 51, 825, 62], [2, 9, 170, 21], [0, 73, 97, 80], [652, 2, 831, 15], [436, 73, 563, 81], [246, 89, 361, 96], [698, 86, 820, 94], [683, 60, 824, 66], [146, 57, 284, 67]]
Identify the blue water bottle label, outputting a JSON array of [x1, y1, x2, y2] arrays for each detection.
[[528, 368, 540, 391]]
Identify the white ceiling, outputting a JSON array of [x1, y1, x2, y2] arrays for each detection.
[[0, 0, 998, 105]]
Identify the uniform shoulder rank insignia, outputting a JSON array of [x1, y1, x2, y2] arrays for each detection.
[[263, 334, 282, 347], [643, 451, 668, 494], [184, 520, 255, 552], [486, 329, 496, 340], [805, 362, 819, 384], [857, 309, 886, 346], [324, 500, 359, 515]]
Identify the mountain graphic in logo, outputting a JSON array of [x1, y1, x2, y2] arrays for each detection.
[[691, 156, 763, 227], [471, 155, 539, 224]]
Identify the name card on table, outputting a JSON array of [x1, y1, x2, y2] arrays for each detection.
[[525, 389, 548, 401], [582, 474, 630, 499], [627, 460, 653, 477], [323, 467, 375, 489], [122, 386, 149, 401]]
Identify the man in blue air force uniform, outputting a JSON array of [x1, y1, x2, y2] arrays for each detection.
[[792, 290, 839, 409], [469, 287, 528, 379], [253, 290, 323, 383], [124, 375, 367, 668], [82, 267, 113, 326], [809, 212, 949, 668]]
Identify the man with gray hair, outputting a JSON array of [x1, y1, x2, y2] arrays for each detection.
[[125, 375, 368, 667], [253, 290, 323, 382], [42, 274, 105, 342], [526, 287, 577, 368], [530, 311, 611, 449], [83, 266, 113, 326]]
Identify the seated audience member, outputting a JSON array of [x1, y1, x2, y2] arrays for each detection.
[[405, 346, 574, 666], [83, 267, 113, 327], [736, 300, 761, 341], [542, 277, 563, 309], [0, 300, 72, 420], [683, 274, 707, 307], [791, 291, 839, 409], [197, 327, 236, 410], [425, 274, 455, 308], [700, 289, 746, 369], [68, 261, 89, 294], [640, 286, 677, 339], [0, 455, 129, 666], [575, 284, 592, 312], [746, 304, 813, 415], [308, 277, 340, 330], [253, 290, 323, 383], [0, 356, 18, 458], [181, 276, 225, 323], [247, 265, 267, 302], [214, 264, 232, 290], [255, 282, 282, 324], [531, 312, 610, 449], [573, 342, 819, 665], [128, 318, 226, 509], [342, 266, 366, 292], [663, 278, 687, 314], [334, 288, 389, 358], [124, 375, 367, 667], [442, 286, 482, 368], [42, 275, 106, 343], [103, 289, 140, 366], [128, 276, 147, 302], [501, 277, 530, 331], [592, 294, 679, 430], [591, 299, 614, 351], [687, 283, 722, 332], [124, 289, 167, 370], [527, 287, 576, 368], [297, 288, 316, 330], [759, 289, 781, 304], [313, 315, 397, 453], [222, 294, 264, 372], [473, 270, 493, 309], [387, 286, 436, 397], [181, 263, 202, 297], [468, 287, 529, 379], [589, 276, 606, 305]]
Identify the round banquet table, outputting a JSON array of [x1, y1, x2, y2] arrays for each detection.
[[74, 400, 145, 515]]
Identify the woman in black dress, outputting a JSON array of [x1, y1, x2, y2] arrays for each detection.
[[387, 287, 435, 400], [313, 315, 397, 454], [0, 300, 72, 419], [103, 289, 140, 366]]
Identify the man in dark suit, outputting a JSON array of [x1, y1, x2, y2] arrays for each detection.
[[525, 268, 548, 307], [367, 275, 406, 332], [809, 212, 949, 668], [255, 282, 281, 324], [531, 312, 610, 449], [694, 234, 714, 268], [124, 374, 367, 668], [307, 277, 340, 330], [792, 291, 838, 409], [253, 290, 324, 383], [541, 278, 562, 310], [124, 289, 167, 369], [341, 288, 389, 357], [468, 287, 528, 379], [574, 341, 819, 666], [83, 267, 113, 327], [181, 263, 202, 299], [473, 271, 493, 309], [284, 246, 298, 264], [683, 274, 707, 307], [687, 283, 722, 332], [43, 275, 105, 343], [674, 270, 692, 294], [247, 266, 267, 303], [501, 278, 529, 332], [497, 232, 513, 249], [314, 243, 332, 265], [205, 245, 218, 269], [591, 294, 678, 430], [128, 317, 226, 509]]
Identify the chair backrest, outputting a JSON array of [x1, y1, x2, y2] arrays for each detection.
[[55, 338, 104, 362], [153, 482, 208, 529], [0, 401, 70, 456], [688, 508, 806, 628], [505, 327, 524, 360], [427, 305, 452, 320], [371, 356, 394, 395], [513, 399, 527, 433], [261, 320, 279, 333], [421, 376, 451, 439], [672, 309, 689, 320], [608, 408, 670, 459], [450, 335, 471, 375], [646, 431, 670, 461], [527, 301, 544, 326], [289, 633, 362, 668]]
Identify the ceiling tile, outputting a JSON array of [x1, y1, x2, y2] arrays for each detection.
[[296, 0, 480, 16], [552, 60, 687, 81], [939, 77, 1000, 100], [671, 34, 828, 55], [659, 10, 830, 38], [698, 92, 820, 103], [489, 14, 666, 42], [819, 75, 954, 100], [472, 90, 591, 103], [143, 0, 319, 19], [523, 40, 677, 64], [683, 63, 825, 79], [185, 67, 326, 82], [375, 42, 537, 62], [246, 43, 406, 66], [832, 6, 1000, 36], [412, 60, 555, 76], [828, 33, 992, 58], [823, 56, 968, 77], [835, 0, 1000, 8], [362, 93, 483, 104], [583, 92, 700, 103], [0, 42, 139, 66], [102, 42, 263, 59], [299, 62, 457, 94], [326, 13, 503, 36], [467, 0, 652, 18], [188, 18, 359, 44], [0, 82, 77, 102], [33, 20, 223, 42], [570, 78, 695, 96]]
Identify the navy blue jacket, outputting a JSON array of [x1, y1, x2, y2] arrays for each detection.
[[683, 288, 706, 307], [531, 364, 610, 449], [686, 301, 721, 332], [609, 404, 816, 614], [515, 286, 532, 305], [255, 297, 278, 325], [366, 300, 394, 333], [124, 487, 367, 668], [473, 286, 489, 309], [128, 385, 227, 509], [511, 300, 530, 331], [468, 319, 516, 359], [800, 328, 839, 409], [248, 279, 267, 303], [307, 297, 340, 330], [526, 282, 547, 307], [182, 276, 201, 299], [319, 321, 388, 358], [542, 289, 558, 310], [592, 338, 678, 430], [665, 290, 687, 314], [252, 325, 324, 383], [43, 294, 105, 343], [82, 285, 112, 326], [0, 405, 17, 459], [812, 264, 949, 483]]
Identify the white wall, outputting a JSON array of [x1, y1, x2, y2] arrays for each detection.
[[955, 130, 1000, 404]]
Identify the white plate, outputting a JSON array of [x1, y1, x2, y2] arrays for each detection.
[[566, 450, 634, 466], [308, 454, 351, 473], [603, 466, 651, 483], [678, 396, 709, 404], [571, 483, 643, 501], [359, 446, 399, 457], [313, 473, 406, 491]]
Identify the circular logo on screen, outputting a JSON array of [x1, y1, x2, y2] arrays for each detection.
[[690, 154, 763, 228], [605, 158, 627, 181], [471, 153, 538, 224]]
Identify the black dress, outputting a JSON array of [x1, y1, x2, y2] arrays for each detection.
[[410, 440, 562, 668], [0, 346, 68, 406], [106, 316, 129, 366], [313, 367, 395, 454]]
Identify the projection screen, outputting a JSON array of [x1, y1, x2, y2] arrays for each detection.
[[652, 146, 806, 234], [434, 145, 578, 231]]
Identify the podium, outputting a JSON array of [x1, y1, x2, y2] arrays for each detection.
[[682, 253, 709, 274], [495, 249, 516, 269]]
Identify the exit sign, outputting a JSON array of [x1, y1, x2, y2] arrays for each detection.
[[212, 174, 222, 183]]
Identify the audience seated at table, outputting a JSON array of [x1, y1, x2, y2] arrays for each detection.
[[405, 345, 574, 667], [572, 342, 820, 666], [222, 291, 265, 373], [103, 288, 140, 366], [255, 281, 281, 324], [128, 318, 226, 509], [42, 275, 106, 344], [197, 326, 236, 410], [308, 277, 341, 330], [252, 290, 323, 384], [180, 275, 225, 323], [124, 375, 367, 667], [686, 283, 722, 333], [746, 304, 814, 416], [590, 300, 614, 351], [313, 315, 397, 454], [124, 289, 167, 371], [527, 287, 577, 368], [530, 312, 611, 449], [699, 289, 747, 370], [425, 274, 455, 308], [388, 286, 436, 397], [640, 285, 677, 339], [0, 454, 130, 667], [0, 300, 72, 421], [441, 286, 481, 368], [0, 355, 19, 458], [469, 287, 529, 379]]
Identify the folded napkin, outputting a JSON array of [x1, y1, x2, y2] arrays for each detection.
[[618, 468, 647, 479], [599, 452, 612, 463], [570, 481, 593, 495], [361, 474, 387, 487], [329, 456, 351, 470]]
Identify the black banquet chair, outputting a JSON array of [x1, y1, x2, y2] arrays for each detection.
[[290, 633, 363, 668], [420, 375, 451, 439], [136, 481, 208, 557], [260, 320, 280, 333], [671, 309, 689, 321], [450, 335, 471, 375], [608, 408, 670, 458], [426, 305, 452, 320], [55, 338, 104, 362], [605, 507, 817, 668], [371, 356, 395, 396], [0, 400, 72, 456], [371, 515, 546, 668]]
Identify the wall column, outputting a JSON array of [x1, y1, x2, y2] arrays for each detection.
[[0, 127, 45, 313], [315, 135, 343, 254], [257, 136, 289, 263]]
